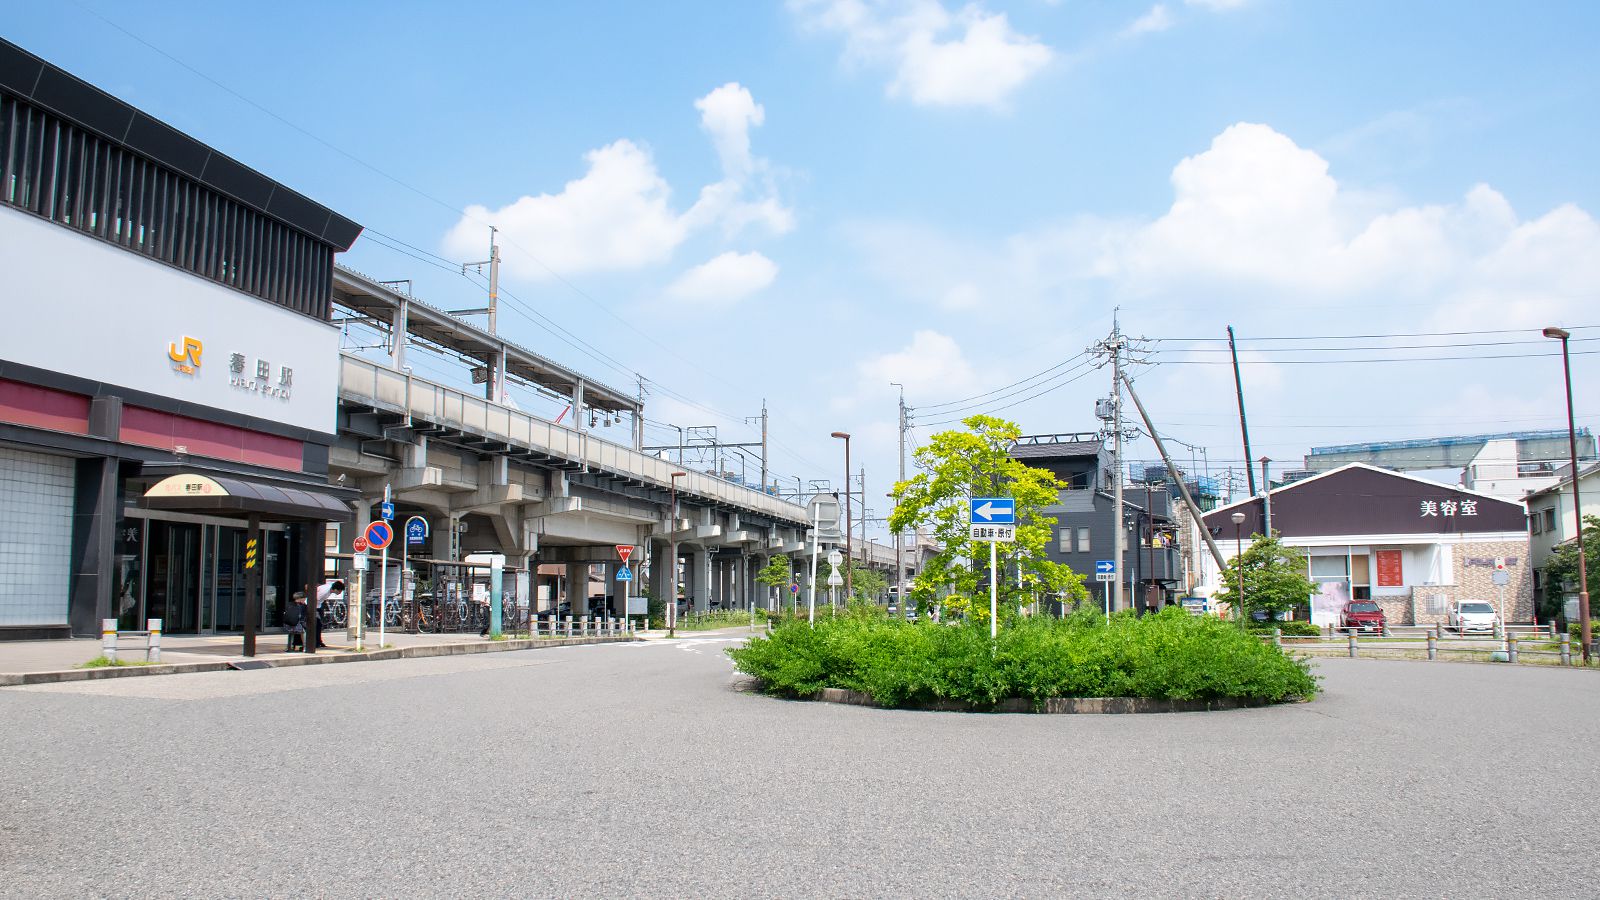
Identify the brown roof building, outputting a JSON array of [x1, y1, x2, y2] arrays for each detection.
[[1201, 463, 1531, 627]]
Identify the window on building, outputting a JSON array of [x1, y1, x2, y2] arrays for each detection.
[[1077, 527, 1091, 553], [1544, 508, 1557, 533], [1530, 513, 1542, 535], [1058, 528, 1071, 553]]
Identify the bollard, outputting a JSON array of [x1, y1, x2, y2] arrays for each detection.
[[1550, 622, 1558, 639], [147, 618, 162, 663], [102, 618, 118, 663], [1495, 619, 1504, 640], [1272, 627, 1282, 648], [1561, 633, 1572, 666], [1427, 634, 1437, 660], [564, 615, 574, 638], [1348, 633, 1358, 658], [1382, 624, 1390, 638], [1508, 636, 1519, 664], [1434, 621, 1443, 640]]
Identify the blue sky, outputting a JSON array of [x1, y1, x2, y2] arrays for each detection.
[[8, 1, 1599, 533]]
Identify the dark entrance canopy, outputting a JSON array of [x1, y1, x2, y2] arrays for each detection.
[[142, 473, 353, 522]]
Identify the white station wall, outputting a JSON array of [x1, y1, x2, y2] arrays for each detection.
[[0, 205, 339, 434]]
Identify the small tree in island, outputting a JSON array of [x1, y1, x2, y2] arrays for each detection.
[[888, 415, 1088, 623], [1212, 534, 1319, 624]]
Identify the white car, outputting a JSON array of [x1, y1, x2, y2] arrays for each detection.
[[1448, 600, 1499, 634]]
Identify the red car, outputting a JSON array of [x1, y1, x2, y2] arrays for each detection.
[[1341, 600, 1386, 633]]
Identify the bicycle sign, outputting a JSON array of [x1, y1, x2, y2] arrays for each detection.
[[364, 520, 394, 550]]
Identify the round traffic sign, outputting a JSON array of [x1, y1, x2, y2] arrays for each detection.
[[789, 582, 800, 594], [364, 520, 394, 550], [352, 537, 369, 553]]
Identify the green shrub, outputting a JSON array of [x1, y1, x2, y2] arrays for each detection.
[[1250, 620, 1321, 637], [728, 606, 1318, 708]]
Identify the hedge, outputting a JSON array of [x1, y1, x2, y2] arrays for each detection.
[[729, 606, 1318, 709]]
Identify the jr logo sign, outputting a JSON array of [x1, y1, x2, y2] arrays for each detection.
[[167, 336, 203, 374]]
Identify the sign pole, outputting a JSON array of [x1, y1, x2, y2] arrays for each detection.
[[808, 502, 820, 627], [990, 539, 999, 640], [379, 485, 391, 650]]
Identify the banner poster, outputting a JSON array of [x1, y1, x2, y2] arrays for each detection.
[[1375, 549, 1404, 587], [1311, 581, 1350, 627]]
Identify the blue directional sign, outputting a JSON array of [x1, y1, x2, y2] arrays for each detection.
[[969, 497, 1016, 525], [615, 566, 634, 582], [1094, 560, 1116, 576], [380, 501, 395, 521], [405, 516, 429, 546]]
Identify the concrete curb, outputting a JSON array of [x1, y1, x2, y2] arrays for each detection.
[[809, 686, 1288, 714], [0, 635, 634, 687]]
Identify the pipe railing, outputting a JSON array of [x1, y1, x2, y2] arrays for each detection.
[[340, 355, 808, 524]]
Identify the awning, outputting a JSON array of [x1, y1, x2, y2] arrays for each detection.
[[143, 473, 353, 522]]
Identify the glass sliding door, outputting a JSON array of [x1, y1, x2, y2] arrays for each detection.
[[147, 522, 201, 633]]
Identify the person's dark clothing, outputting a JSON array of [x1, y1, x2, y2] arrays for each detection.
[[284, 601, 307, 651]]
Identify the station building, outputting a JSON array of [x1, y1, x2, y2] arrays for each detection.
[[0, 38, 361, 639]]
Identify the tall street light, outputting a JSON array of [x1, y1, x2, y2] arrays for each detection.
[[831, 432, 853, 598], [668, 471, 687, 638], [1544, 326, 1591, 662], [1231, 511, 1247, 630]]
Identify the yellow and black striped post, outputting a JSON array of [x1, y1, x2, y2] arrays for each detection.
[[244, 537, 259, 570]]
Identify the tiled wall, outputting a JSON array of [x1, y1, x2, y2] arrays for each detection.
[[0, 446, 74, 626]]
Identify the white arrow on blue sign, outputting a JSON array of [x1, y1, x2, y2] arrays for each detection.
[[380, 501, 395, 521], [1094, 560, 1116, 575], [969, 497, 1015, 525]]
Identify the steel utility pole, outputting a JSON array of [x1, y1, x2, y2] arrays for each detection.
[[892, 382, 907, 597], [460, 227, 502, 402], [1111, 321, 1127, 612], [1260, 457, 1273, 537]]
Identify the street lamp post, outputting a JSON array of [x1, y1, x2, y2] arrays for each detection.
[[1231, 511, 1247, 630], [1545, 326, 1591, 662], [668, 471, 687, 638], [831, 431, 853, 599]]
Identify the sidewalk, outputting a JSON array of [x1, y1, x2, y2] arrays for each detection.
[[0, 628, 643, 686]]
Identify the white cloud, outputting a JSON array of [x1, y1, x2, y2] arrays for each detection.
[[1184, 0, 1248, 10], [695, 83, 764, 178], [445, 83, 791, 281], [1122, 4, 1174, 38], [857, 330, 981, 401], [791, 0, 1053, 109], [1112, 122, 1600, 330], [666, 251, 779, 306], [444, 140, 686, 276]]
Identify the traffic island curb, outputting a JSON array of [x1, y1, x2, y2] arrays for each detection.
[[804, 686, 1290, 714], [0, 635, 635, 687]]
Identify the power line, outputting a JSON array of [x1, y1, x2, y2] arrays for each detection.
[[1156, 337, 1600, 353], [919, 352, 1091, 410], [1155, 349, 1600, 365], [1152, 325, 1600, 342], [920, 366, 1100, 428]]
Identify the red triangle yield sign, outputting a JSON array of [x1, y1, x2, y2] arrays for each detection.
[[616, 545, 634, 562]]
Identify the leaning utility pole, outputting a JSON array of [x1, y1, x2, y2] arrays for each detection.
[[1227, 325, 1256, 497], [1119, 372, 1229, 576]]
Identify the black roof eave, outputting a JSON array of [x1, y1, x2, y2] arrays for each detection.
[[0, 38, 362, 251]]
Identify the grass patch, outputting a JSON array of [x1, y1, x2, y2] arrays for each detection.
[[675, 610, 761, 631], [77, 656, 153, 669], [729, 606, 1318, 709]]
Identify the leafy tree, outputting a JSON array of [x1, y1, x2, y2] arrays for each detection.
[[849, 563, 887, 602], [1543, 514, 1600, 620], [1212, 534, 1318, 623], [888, 415, 1088, 623], [756, 555, 795, 609]]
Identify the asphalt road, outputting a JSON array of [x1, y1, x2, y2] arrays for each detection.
[[2, 634, 1595, 898]]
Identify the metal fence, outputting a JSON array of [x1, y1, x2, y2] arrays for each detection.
[[1263, 627, 1578, 667]]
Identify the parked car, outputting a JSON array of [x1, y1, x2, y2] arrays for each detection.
[[1449, 600, 1499, 634], [1341, 600, 1386, 633]]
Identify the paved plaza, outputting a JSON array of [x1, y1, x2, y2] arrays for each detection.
[[1, 634, 1594, 898]]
